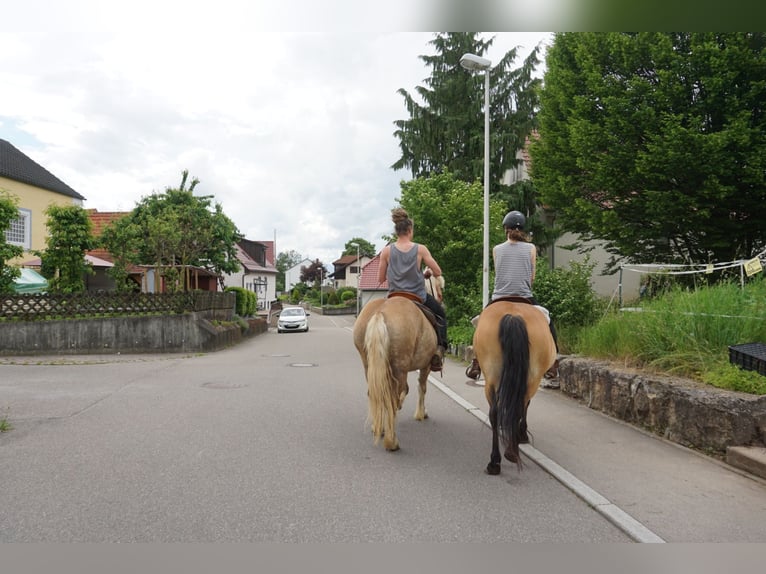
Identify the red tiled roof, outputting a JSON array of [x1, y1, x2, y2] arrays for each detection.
[[86, 209, 132, 263], [358, 253, 388, 290], [87, 209, 130, 236]]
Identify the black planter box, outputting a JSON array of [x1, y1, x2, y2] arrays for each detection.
[[729, 342, 766, 376]]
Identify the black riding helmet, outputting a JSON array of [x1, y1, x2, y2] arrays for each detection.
[[502, 210, 526, 230]]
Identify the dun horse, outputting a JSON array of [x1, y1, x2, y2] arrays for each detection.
[[472, 299, 557, 475], [352, 296, 439, 451]]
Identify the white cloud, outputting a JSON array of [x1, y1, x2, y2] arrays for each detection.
[[1, 1, 550, 265]]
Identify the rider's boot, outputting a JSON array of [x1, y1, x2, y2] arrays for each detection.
[[465, 358, 481, 380]]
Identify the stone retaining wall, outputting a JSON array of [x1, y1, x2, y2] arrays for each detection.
[[560, 356, 766, 455]]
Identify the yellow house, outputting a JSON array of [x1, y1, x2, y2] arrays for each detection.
[[0, 139, 86, 264]]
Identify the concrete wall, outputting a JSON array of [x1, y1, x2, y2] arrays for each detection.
[[0, 313, 268, 355], [551, 233, 641, 302]]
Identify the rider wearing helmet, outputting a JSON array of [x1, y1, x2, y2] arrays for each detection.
[[466, 210, 559, 380]]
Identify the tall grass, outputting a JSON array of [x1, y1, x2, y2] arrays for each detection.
[[574, 276, 766, 393]]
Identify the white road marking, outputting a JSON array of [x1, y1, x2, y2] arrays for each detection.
[[428, 375, 666, 544]]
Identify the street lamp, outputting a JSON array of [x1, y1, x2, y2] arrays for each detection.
[[349, 242, 361, 317], [460, 52, 492, 308], [319, 267, 323, 308]]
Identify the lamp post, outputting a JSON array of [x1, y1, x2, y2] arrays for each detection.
[[460, 52, 492, 308], [349, 242, 361, 317], [319, 267, 323, 308]]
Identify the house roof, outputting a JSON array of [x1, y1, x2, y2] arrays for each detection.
[[86, 209, 131, 263], [358, 253, 388, 291], [23, 254, 114, 268], [0, 139, 85, 200], [235, 243, 277, 274], [287, 258, 314, 273], [87, 209, 129, 236], [333, 254, 358, 267]]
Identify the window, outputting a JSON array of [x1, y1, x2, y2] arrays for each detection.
[[4, 208, 31, 249]]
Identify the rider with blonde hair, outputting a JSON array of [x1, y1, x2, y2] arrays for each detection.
[[378, 208, 448, 371]]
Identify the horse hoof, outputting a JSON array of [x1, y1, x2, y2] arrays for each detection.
[[485, 463, 501, 475], [504, 450, 518, 463], [519, 433, 529, 444], [386, 444, 400, 452]]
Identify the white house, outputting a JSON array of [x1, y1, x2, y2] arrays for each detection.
[[330, 253, 370, 290], [220, 239, 278, 313], [285, 258, 314, 293]]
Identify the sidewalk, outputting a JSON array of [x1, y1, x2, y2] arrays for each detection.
[[431, 354, 766, 543]]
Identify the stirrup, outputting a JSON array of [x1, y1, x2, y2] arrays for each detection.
[[465, 358, 481, 380], [544, 359, 559, 379]]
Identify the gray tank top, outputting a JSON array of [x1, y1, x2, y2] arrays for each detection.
[[492, 241, 534, 300], [387, 243, 426, 301]]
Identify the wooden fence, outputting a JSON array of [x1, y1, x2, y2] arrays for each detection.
[[1, 291, 236, 321]]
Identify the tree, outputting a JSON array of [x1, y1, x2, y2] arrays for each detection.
[[392, 33, 543, 199], [299, 259, 327, 287], [36, 204, 95, 293], [102, 170, 242, 292], [397, 171, 507, 324], [343, 238, 375, 257], [275, 249, 303, 292], [531, 32, 766, 268], [98, 216, 142, 292], [0, 192, 23, 294]]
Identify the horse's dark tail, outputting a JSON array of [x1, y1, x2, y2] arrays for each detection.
[[496, 313, 530, 470]]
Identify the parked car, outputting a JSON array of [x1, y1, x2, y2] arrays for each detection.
[[277, 306, 310, 333]]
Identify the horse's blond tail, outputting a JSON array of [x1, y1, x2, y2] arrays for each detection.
[[365, 312, 397, 445]]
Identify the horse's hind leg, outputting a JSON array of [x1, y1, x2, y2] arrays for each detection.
[[486, 398, 502, 475], [518, 399, 531, 444], [414, 368, 429, 421]]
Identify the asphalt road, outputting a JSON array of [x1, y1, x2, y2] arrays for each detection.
[[1, 311, 765, 542]]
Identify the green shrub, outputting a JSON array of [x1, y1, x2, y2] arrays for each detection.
[[703, 363, 766, 395], [447, 317, 476, 347], [534, 257, 602, 327], [340, 291, 355, 303], [225, 286, 257, 316], [328, 291, 339, 305]]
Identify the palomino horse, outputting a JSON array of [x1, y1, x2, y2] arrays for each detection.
[[472, 299, 557, 475], [352, 295, 439, 451]]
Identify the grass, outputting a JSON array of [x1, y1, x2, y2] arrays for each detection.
[[571, 276, 766, 394], [0, 417, 11, 433]]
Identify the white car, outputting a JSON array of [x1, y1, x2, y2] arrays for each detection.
[[277, 307, 310, 333]]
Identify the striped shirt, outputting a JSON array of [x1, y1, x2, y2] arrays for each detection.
[[492, 241, 534, 300]]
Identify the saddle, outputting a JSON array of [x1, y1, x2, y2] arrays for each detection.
[[387, 291, 439, 331], [488, 295, 550, 324], [488, 295, 533, 306]]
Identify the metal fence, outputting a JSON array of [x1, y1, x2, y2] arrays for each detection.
[[1, 291, 236, 321]]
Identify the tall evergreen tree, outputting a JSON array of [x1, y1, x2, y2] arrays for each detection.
[[532, 32, 766, 267], [392, 33, 543, 199]]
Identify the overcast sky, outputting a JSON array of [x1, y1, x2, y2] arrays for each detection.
[[1, 1, 551, 266]]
